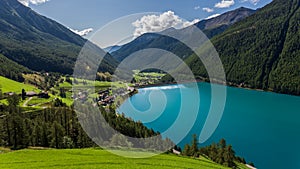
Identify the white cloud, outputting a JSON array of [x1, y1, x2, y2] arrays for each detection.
[[215, 0, 235, 8], [132, 11, 200, 37], [205, 14, 221, 20], [202, 7, 214, 13], [69, 28, 94, 36], [18, 0, 49, 6], [183, 19, 200, 27], [194, 6, 200, 10], [241, 0, 260, 5]]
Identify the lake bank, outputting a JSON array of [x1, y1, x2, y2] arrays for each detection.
[[119, 82, 300, 169], [135, 77, 299, 97]]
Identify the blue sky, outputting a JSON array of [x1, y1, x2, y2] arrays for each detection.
[[19, 0, 272, 47]]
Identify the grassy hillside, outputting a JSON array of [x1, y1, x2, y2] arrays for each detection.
[[0, 76, 38, 93], [0, 149, 248, 169]]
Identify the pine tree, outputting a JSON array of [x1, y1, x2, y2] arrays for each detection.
[[21, 89, 26, 100], [183, 144, 191, 156], [224, 145, 236, 167], [50, 122, 64, 148], [191, 134, 199, 157]]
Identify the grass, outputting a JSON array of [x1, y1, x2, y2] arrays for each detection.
[[133, 70, 165, 84], [55, 78, 129, 106], [0, 76, 38, 93], [27, 97, 53, 106], [59, 77, 127, 89], [0, 148, 243, 169]]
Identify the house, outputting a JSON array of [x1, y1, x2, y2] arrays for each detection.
[[172, 149, 181, 155], [4, 92, 15, 96], [26, 91, 38, 97]]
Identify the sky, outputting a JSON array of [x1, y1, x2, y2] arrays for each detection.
[[18, 0, 272, 48]]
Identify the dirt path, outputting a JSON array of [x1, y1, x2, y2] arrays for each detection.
[[23, 97, 33, 107]]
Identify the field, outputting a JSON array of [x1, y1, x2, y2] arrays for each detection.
[[0, 75, 128, 108], [0, 149, 250, 169], [0, 76, 38, 93], [133, 70, 165, 84]]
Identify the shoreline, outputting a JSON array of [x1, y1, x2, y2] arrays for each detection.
[[134, 79, 299, 97]]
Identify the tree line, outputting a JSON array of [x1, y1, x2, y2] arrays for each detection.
[[178, 134, 254, 168], [0, 95, 172, 151]]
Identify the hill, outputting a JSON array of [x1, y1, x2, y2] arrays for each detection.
[[0, 54, 30, 81], [111, 7, 255, 62], [183, 0, 300, 95], [0, 0, 118, 77], [0, 76, 37, 93], [0, 149, 249, 169], [197, 7, 256, 38], [104, 45, 122, 53]]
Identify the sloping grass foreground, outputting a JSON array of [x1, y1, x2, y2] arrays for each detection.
[[0, 148, 246, 169], [0, 76, 38, 93]]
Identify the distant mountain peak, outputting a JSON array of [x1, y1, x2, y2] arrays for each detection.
[[196, 6, 256, 30], [110, 6, 256, 62]]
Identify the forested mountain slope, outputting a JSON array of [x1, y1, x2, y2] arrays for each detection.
[[0, 0, 117, 79], [183, 0, 300, 95]]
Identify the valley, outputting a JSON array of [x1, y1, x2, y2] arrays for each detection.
[[0, 0, 299, 168]]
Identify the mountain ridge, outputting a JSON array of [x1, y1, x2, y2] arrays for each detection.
[[111, 7, 256, 62], [0, 0, 118, 80], [181, 0, 300, 95]]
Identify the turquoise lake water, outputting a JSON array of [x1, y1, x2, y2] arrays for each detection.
[[118, 82, 300, 169]]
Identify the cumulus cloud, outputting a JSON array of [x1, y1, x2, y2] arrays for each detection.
[[69, 28, 94, 36], [241, 0, 260, 5], [132, 11, 200, 37], [202, 7, 214, 13], [183, 18, 200, 28], [215, 0, 235, 8], [194, 6, 200, 10], [205, 14, 221, 20], [18, 0, 49, 6]]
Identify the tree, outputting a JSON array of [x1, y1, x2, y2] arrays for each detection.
[[62, 136, 74, 149], [66, 76, 72, 84], [11, 114, 29, 150], [174, 145, 182, 152], [53, 98, 66, 107], [223, 145, 236, 167], [219, 138, 226, 149], [0, 86, 2, 100], [21, 89, 26, 100], [182, 144, 191, 156], [50, 122, 64, 148], [32, 124, 43, 146], [190, 134, 199, 157], [216, 139, 226, 165], [7, 95, 20, 109], [59, 88, 66, 98]]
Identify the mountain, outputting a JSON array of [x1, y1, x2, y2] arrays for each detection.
[[111, 7, 256, 62], [181, 0, 300, 95], [0, 0, 118, 80], [0, 53, 30, 81], [198, 7, 255, 29], [197, 7, 256, 38], [103, 45, 122, 53]]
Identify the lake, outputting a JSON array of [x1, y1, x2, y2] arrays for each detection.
[[118, 82, 300, 169]]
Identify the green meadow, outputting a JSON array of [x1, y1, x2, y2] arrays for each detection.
[[0, 149, 250, 169], [0, 76, 38, 93]]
